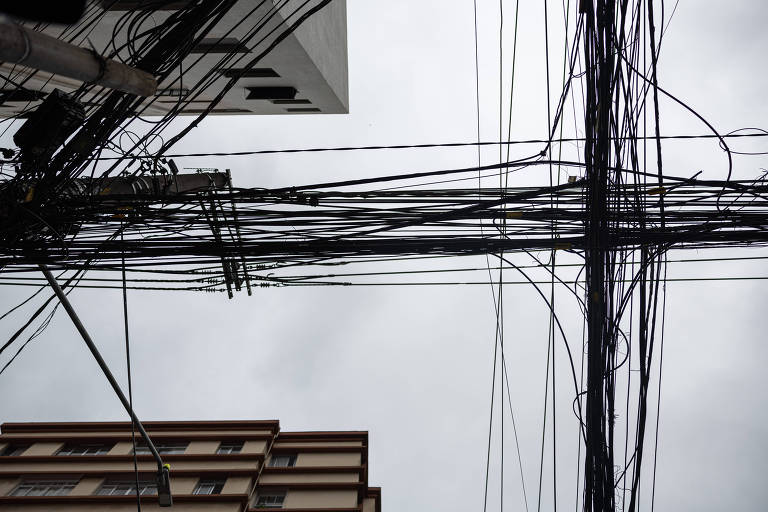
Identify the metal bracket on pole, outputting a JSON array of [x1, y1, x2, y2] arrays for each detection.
[[39, 264, 172, 507]]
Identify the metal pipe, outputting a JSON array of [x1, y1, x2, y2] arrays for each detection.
[[38, 264, 170, 477]]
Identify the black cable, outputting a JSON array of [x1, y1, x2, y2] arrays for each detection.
[[121, 232, 142, 511], [649, 256, 668, 512], [69, 130, 768, 162]]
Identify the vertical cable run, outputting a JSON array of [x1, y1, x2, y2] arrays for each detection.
[[122, 231, 141, 511]]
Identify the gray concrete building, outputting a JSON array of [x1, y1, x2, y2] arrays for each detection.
[[0, 0, 349, 117]]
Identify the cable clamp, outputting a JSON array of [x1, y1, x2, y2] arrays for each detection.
[[87, 44, 107, 85]]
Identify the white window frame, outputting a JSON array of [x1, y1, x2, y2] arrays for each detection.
[[133, 441, 188, 455], [96, 479, 157, 496], [193, 478, 226, 495], [254, 491, 286, 508], [268, 454, 297, 467], [57, 443, 113, 456], [216, 441, 244, 454], [11, 479, 78, 496]]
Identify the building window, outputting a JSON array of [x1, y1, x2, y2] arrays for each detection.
[[157, 100, 212, 104], [191, 37, 249, 54], [57, 443, 113, 456], [155, 88, 189, 98], [254, 491, 285, 508], [193, 478, 226, 495], [183, 108, 251, 114], [0, 444, 29, 456], [11, 479, 78, 496], [286, 108, 322, 113], [133, 441, 188, 455], [217, 68, 280, 79], [217, 441, 243, 454], [268, 454, 297, 467], [96, 479, 156, 496], [271, 99, 312, 105], [245, 87, 297, 100]]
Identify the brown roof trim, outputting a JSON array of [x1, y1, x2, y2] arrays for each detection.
[[0, 432, 273, 443], [250, 509, 360, 512], [275, 439, 366, 445], [0, 453, 264, 464], [366, 486, 382, 512], [257, 482, 363, 491], [0, 493, 249, 504], [0, 420, 280, 434], [271, 445, 364, 454], [277, 431, 368, 440], [262, 465, 364, 475], [0, 468, 261, 478]]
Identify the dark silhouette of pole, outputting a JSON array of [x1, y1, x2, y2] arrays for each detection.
[[39, 264, 172, 507]]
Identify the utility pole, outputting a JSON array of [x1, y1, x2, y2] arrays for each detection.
[[39, 265, 172, 507], [582, 1, 616, 511], [0, 17, 156, 97]]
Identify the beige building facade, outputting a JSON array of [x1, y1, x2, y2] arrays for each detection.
[[0, 420, 380, 512]]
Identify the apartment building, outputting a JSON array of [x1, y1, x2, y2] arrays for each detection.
[[0, 420, 381, 512], [0, 0, 348, 117]]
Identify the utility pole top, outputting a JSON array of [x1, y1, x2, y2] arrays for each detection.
[[0, 17, 157, 97]]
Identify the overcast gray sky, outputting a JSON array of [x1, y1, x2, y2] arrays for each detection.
[[2, 1, 768, 511]]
